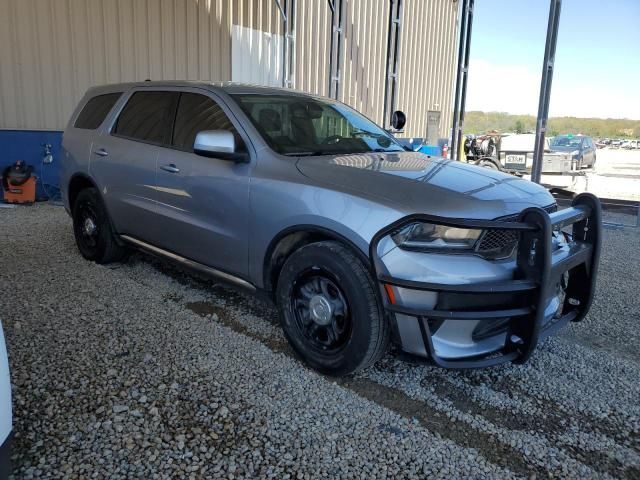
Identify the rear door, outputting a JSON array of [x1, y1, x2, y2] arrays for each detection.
[[153, 90, 253, 277], [91, 90, 179, 242]]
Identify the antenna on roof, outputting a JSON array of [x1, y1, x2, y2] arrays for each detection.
[[144, 79, 151, 82]]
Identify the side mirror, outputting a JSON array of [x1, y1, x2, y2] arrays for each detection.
[[391, 110, 406, 131], [193, 130, 248, 162]]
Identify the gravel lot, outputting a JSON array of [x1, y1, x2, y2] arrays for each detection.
[[1, 203, 638, 479], [539, 148, 640, 202]]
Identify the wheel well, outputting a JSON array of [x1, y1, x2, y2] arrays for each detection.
[[264, 228, 370, 295], [68, 175, 96, 210]]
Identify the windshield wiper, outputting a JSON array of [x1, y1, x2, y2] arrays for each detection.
[[283, 151, 332, 157], [283, 148, 403, 157], [351, 129, 380, 138]]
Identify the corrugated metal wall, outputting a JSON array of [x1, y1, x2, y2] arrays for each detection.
[[396, 0, 459, 138], [0, 0, 458, 139], [0, 0, 280, 130], [293, 0, 391, 125], [294, 0, 332, 98]]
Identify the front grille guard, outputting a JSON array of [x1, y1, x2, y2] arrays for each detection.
[[369, 193, 602, 369]]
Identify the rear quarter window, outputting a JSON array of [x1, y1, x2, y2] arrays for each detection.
[[74, 93, 122, 129]]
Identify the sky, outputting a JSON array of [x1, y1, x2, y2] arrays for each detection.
[[465, 0, 640, 120]]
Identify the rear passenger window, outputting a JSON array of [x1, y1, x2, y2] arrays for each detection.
[[172, 93, 244, 152], [74, 93, 122, 129], [113, 91, 179, 145]]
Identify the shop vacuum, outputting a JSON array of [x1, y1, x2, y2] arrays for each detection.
[[2, 160, 36, 204]]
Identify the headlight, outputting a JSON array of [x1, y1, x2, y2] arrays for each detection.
[[391, 222, 482, 252]]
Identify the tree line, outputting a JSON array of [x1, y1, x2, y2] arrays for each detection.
[[464, 111, 640, 138]]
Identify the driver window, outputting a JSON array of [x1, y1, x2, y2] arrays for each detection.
[[172, 92, 245, 152]]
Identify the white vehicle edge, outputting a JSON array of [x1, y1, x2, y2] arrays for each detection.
[[0, 320, 11, 479]]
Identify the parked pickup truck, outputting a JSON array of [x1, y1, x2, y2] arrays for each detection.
[[61, 82, 602, 375], [498, 134, 579, 174]]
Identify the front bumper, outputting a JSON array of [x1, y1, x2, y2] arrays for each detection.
[[371, 193, 602, 368]]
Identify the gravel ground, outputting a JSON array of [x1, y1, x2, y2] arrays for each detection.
[[538, 148, 640, 201], [1, 203, 638, 479]]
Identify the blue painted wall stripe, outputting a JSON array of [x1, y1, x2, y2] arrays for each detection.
[[0, 130, 63, 199]]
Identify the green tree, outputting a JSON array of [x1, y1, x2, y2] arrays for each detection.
[[463, 111, 640, 138], [514, 120, 525, 134]]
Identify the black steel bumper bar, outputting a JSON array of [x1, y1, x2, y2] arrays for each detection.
[[370, 193, 602, 369]]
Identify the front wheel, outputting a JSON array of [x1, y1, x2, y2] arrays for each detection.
[[72, 187, 126, 264], [276, 241, 390, 375]]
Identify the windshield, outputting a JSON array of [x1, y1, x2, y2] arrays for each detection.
[[231, 94, 404, 156], [549, 135, 583, 149]]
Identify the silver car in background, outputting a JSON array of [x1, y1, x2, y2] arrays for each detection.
[[60, 82, 602, 375]]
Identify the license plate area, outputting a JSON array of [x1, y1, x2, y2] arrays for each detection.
[[506, 154, 526, 166]]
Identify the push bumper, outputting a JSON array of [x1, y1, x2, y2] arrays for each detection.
[[371, 193, 602, 368]]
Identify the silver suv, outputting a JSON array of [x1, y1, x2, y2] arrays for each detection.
[[61, 82, 602, 375]]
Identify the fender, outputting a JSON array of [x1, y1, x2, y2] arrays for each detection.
[[262, 224, 373, 293]]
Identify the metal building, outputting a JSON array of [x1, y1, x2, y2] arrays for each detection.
[[0, 0, 459, 190]]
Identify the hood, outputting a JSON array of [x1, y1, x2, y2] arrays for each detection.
[[296, 151, 555, 219], [548, 145, 579, 153]]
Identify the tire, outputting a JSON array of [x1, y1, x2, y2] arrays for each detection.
[[276, 241, 390, 375], [478, 158, 499, 170], [72, 187, 126, 264]]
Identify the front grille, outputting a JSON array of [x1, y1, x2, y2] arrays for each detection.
[[476, 203, 557, 259]]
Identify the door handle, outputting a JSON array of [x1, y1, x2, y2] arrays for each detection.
[[93, 148, 109, 157], [160, 164, 180, 173]]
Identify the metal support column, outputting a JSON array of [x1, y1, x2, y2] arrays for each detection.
[[382, 0, 403, 130], [276, 0, 296, 88], [450, 0, 474, 161], [531, 0, 561, 183], [328, 0, 345, 99]]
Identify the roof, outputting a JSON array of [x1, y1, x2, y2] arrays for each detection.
[[86, 80, 320, 98]]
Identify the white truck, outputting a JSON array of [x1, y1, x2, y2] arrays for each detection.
[[498, 134, 573, 175]]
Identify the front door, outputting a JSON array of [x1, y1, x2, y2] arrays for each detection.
[[154, 91, 252, 278]]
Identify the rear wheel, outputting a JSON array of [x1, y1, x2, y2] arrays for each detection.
[[72, 188, 125, 264], [276, 241, 390, 375]]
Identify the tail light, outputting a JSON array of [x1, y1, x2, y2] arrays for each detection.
[[442, 144, 449, 158]]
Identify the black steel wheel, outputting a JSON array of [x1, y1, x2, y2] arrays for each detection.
[[76, 201, 99, 251], [72, 187, 125, 264], [291, 272, 352, 353], [276, 241, 390, 375]]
